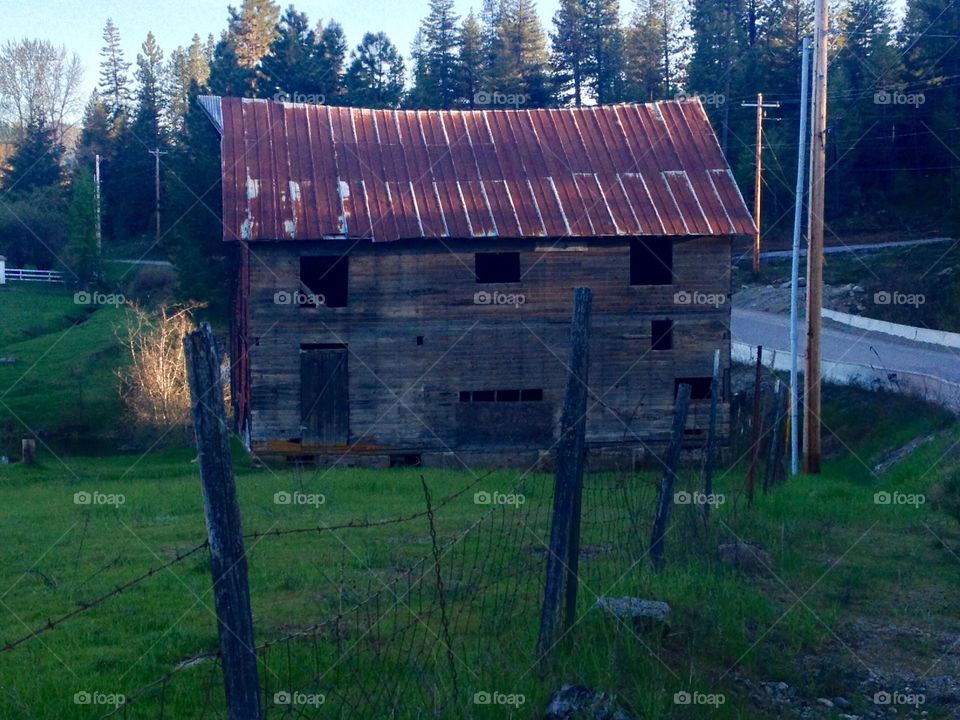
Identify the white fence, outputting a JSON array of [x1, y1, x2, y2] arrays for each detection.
[[1, 265, 64, 283]]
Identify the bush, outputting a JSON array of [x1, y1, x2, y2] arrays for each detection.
[[124, 265, 179, 305], [0, 186, 67, 267], [931, 465, 960, 526], [117, 304, 196, 443]]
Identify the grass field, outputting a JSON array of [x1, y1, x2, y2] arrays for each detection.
[[0, 283, 130, 445], [3, 282, 960, 717], [0, 383, 956, 718]]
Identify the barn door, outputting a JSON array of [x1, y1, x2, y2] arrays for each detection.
[[300, 346, 348, 445]]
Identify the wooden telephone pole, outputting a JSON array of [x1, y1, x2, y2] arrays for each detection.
[[742, 94, 780, 273], [148, 148, 167, 246], [804, 0, 829, 474]]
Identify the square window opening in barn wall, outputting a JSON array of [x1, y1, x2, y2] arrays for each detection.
[[300, 255, 348, 307], [651, 319, 673, 351], [630, 238, 673, 286], [674, 377, 713, 401], [475, 252, 521, 283]]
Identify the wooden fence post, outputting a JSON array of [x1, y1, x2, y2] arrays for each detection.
[[769, 384, 789, 487], [650, 383, 692, 571], [21, 439, 36, 465], [745, 346, 764, 504], [702, 349, 721, 519], [537, 287, 592, 663], [185, 323, 262, 720]]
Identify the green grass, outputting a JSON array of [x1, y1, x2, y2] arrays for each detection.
[[0, 283, 130, 442], [0, 384, 956, 718]]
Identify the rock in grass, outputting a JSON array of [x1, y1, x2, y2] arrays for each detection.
[[832, 696, 852, 711], [717, 541, 773, 574], [595, 597, 671, 629], [544, 685, 633, 720]]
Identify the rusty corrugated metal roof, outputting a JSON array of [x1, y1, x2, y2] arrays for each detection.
[[203, 96, 755, 242]]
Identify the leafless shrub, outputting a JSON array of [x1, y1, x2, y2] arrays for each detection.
[[117, 304, 197, 440]]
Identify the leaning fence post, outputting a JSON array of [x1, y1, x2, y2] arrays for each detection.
[[763, 380, 784, 492], [702, 349, 721, 519], [537, 287, 592, 664], [185, 323, 262, 720], [650, 383, 692, 571]]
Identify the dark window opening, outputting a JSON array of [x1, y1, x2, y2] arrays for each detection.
[[390, 453, 422, 467], [674, 377, 713, 401], [630, 238, 673, 286], [460, 389, 544, 402], [475, 252, 521, 283], [300, 255, 348, 307], [651, 319, 673, 351], [416, 336, 424, 346]]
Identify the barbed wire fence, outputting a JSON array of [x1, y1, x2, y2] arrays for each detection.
[[0, 305, 791, 718]]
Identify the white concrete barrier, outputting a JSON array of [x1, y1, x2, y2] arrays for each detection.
[[822, 308, 960, 349], [732, 341, 960, 413]]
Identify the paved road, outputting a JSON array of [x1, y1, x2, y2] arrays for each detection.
[[731, 307, 960, 388], [736, 236, 955, 261]]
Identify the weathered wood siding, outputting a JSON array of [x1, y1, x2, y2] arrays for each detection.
[[245, 237, 732, 454]]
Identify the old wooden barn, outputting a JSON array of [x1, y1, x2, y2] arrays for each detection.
[[199, 95, 754, 468]]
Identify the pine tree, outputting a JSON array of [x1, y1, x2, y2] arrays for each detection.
[[344, 32, 406, 108], [1, 115, 64, 194], [168, 35, 212, 125], [230, 0, 281, 70], [134, 32, 166, 145], [458, 12, 486, 106], [64, 167, 101, 285], [491, 0, 552, 106], [583, 0, 624, 103], [77, 91, 112, 166], [902, 0, 960, 230], [317, 21, 349, 104], [408, 30, 432, 107], [827, 0, 906, 215], [623, 0, 682, 101], [551, 0, 589, 105], [163, 80, 234, 313], [262, 7, 320, 97], [480, 0, 508, 88], [99, 18, 132, 117], [686, 0, 750, 152], [209, 0, 281, 96], [416, 0, 462, 108]]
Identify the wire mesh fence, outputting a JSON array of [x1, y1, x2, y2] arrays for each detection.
[[0, 350, 793, 720], [97, 456, 729, 719]]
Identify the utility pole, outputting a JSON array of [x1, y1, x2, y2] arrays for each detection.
[[742, 94, 781, 273], [805, 0, 829, 474], [148, 148, 167, 246], [94, 154, 102, 259], [789, 38, 811, 477]]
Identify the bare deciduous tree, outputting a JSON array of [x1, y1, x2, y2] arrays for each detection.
[[0, 39, 83, 138]]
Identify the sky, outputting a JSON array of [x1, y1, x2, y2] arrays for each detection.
[[0, 0, 562, 118]]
